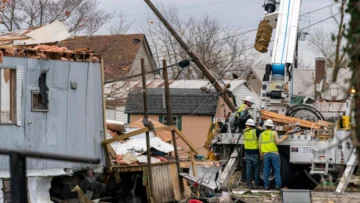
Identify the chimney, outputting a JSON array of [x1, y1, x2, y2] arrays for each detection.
[[315, 57, 326, 84]]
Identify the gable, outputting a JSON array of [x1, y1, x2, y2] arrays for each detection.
[[60, 34, 156, 81]]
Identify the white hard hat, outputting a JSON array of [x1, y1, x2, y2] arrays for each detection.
[[264, 119, 274, 127], [245, 119, 256, 127], [244, 96, 254, 103]]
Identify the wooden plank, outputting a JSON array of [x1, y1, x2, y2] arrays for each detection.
[[0, 36, 29, 41], [170, 163, 181, 201], [107, 144, 117, 159], [102, 128, 148, 144], [9, 69, 16, 122], [102, 126, 175, 145], [175, 128, 199, 154], [189, 151, 196, 176], [261, 110, 321, 129]]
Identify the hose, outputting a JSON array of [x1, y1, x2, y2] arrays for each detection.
[[286, 104, 325, 121]]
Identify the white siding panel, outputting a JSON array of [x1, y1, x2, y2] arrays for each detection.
[[233, 85, 261, 108], [106, 109, 116, 120], [115, 106, 127, 123], [16, 66, 23, 126], [106, 107, 128, 123], [129, 42, 155, 80]]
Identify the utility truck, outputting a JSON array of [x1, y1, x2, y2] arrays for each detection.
[[212, 0, 357, 192], [143, 0, 357, 193]]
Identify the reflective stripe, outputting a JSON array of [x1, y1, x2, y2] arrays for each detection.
[[244, 128, 258, 149]]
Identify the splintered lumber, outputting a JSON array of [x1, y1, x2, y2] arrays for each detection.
[[261, 110, 321, 129], [102, 126, 175, 145]]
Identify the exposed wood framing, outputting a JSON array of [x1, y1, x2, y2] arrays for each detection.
[[102, 126, 175, 145]]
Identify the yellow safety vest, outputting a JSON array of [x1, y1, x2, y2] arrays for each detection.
[[237, 103, 247, 113], [244, 128, 258, 149], [236, 104, 247, 117], [260, 130, 278, 153]]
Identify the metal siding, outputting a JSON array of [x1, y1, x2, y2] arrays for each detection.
[[25, 59, 48, 169], [0, 57, 104, 171], [87, 62, 104, 163], [66, 62, 88, 168], [44, 60, 71, 168]]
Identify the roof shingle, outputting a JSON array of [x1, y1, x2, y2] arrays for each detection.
[[125, 88, 218, 115], [60, 34, 145, 80]]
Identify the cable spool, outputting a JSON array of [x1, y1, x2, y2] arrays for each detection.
[[254, 20, 273, 53]]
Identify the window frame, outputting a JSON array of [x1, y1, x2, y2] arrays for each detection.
[[31, 90, 49, 112], [0, 67, 17, 125], [159, 115, 182, 130]]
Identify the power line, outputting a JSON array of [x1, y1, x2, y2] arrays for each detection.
[[148, 3, 341, 57], [300, 2, 339, 17], [300, 13, 340, 30]]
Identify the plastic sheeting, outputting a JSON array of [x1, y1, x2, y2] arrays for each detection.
[[0, 168, 66, 178], [28, 177, 53, 203], [107, 131, 174, 157]]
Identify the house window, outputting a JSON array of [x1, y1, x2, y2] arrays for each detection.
[[0, 69, 16, 124], [159, 115, 182, 130], [31, 90, 48, 112], [32, 73, 49, 112]]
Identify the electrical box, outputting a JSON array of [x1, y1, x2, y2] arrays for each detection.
[[281, 189, 311, 203]]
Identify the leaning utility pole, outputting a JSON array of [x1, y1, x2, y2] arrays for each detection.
[[144, 0, 237, 112], [162, 60, 183, 192], [141, 58, 154, 203]]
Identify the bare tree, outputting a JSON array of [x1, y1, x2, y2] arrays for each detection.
[[0, 0, 113, 35], [108, 12, 132, 35], [307, 0, 349, 82], [139, 5, 252, 79]]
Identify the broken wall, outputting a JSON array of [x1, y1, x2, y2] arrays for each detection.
[[0, 57, 104, 171]]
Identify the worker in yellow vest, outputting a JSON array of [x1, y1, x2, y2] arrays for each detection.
[[259, 119, 289, 190], [243, 118, 264, 189], [236, 96, 254, 131], [237, 96, 254, 116]]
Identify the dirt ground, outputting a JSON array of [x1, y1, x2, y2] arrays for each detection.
[[231, 190, 360, 203]]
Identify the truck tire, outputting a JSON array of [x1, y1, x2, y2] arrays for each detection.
[[280, 155, 295, 187], [289, 167, 321, 190], [260, 154, 295, 187]]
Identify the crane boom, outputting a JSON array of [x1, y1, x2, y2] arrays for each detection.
[[259, 0, 302, 113]]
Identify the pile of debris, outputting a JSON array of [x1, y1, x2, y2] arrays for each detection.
[[0, 20, 99, 63], [106, 119, 175, 166]]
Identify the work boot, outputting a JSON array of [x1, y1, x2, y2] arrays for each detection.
[[265, 187, 270, 190], [247, 185, 254, 189], [275, 186, 281, 190]]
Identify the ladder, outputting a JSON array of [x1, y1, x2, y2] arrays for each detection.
[[336, 148, 358, 194], [310, 139, 331, 175]]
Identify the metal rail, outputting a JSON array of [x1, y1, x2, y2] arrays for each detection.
[[0, 149, 100, 203]]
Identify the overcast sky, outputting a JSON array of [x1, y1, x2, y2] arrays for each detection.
[[98, 0, 347, 68]]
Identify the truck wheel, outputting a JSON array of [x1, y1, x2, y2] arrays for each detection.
[[260, 155, 294, 187]]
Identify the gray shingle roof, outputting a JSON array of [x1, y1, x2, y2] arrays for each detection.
[[124, 88, 218, 115]]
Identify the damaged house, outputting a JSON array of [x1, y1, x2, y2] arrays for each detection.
[[0, 21, 105, 202]]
